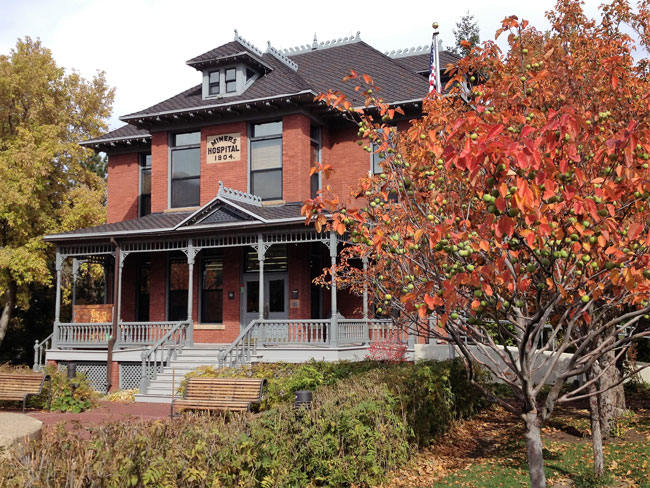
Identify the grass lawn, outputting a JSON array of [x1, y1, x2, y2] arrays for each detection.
[[383, 392, 650, 488]]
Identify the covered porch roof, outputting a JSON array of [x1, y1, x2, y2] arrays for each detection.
[[44, 182, 308, 244]]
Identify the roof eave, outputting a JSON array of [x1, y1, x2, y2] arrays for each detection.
[[80, 134, 152, 149], [44, 216, 309, 242], [186, 52, 273, 73], [119, 89, 318, 124]]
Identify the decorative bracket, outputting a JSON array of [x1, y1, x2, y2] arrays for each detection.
[[253, 233, 270, 261], [182, 239, 201, 265], [119, 251, 130, 268], [326, 231, 338, 257], [55, 252, 65, 272]]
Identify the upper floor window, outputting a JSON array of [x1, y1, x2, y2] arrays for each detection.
[[225, 68, 237, 93], [250, 121, 282, 201], [208, 71, 220, 95], [203, 65, 258, 99], [140, 153, 151, 217], [310, 126, 321, 199], [171, 131, 200, 208]]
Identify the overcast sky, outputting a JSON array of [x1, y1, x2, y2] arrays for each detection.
[[1, 0, 604, 130]]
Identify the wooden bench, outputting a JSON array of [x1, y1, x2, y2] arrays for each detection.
[[171, 377, 266, 418], [0, 373, 51, 412]]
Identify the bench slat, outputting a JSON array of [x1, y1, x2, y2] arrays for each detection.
[[0, 374, 50, 412], [172, 377, 266, 417]]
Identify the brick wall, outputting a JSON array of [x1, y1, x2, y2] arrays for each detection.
[[201, 122, 248, 204], [288, 244, 311, 319], [282, 114, 311, 202], [107, 153, 139, 223], [322, 125, 370, 209], [148, 253, 167, 322], [151, 131, 168, 213]]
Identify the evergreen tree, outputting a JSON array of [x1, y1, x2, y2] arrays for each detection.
[[447, 11, 480, 57]]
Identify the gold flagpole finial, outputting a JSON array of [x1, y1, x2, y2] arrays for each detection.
[[432, 22, 439, 30]]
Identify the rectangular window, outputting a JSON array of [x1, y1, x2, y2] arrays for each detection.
[[140, 153, 151, 217], [208, 70, 220, 95], [171, 131, 200, 208], [225, 68, 237, 93], [310, 126, 321, 199], [245, 245, 288, 272], [250, 121, 282, 200], [136, 255, 150, 322], [201, 254, 223, 323], [168, 259, 188, 321]]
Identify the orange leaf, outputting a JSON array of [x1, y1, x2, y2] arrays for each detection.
[[628, 223, 643, 240]]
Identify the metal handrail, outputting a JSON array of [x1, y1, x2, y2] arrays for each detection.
[[139, 321, 189, 394], [33, 333, 54, 372], [217, 319, 260, 368]]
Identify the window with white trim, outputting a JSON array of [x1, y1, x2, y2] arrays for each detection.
[[170, 131, 200, 208], [139, 153, 151, 217], [250, 121, 282, 200], [200, 253, 223, 323]]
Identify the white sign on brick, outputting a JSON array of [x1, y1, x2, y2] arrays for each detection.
[[206, 133, 241, 163]]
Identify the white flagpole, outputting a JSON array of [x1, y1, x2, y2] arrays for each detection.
[[433, 22, 442, 93]]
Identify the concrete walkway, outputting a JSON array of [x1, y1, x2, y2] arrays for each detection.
[[0, 413, 42, 457], [26, 401, 171, 428]]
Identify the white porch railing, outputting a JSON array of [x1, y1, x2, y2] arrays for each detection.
[[33, 333, 54, 371], [139, 320, 190, 393], [53, 321, 187, 349], [338, 318, 403, 344], [259, 319, 330, 345], [217, 318, 409, 369], [118, 321, 184, 346], [55, 322, 113, 348]]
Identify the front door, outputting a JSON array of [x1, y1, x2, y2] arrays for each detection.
[[242, 273, 289, 329]]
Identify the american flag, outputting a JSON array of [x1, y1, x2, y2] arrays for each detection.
[[429, 33, 437, 94]]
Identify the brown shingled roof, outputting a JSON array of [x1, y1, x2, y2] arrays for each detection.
[[81, 124, 150, 146], [392, 50, 460, 76]]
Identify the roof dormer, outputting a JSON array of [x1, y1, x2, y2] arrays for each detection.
[[187, 31, 273, 100]]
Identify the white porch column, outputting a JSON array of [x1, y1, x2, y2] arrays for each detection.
[[53, 249, 63, 348], [362, 256, 369, 320], [257, 233, 265, 321], [329, 231, 338, 347], [186, 239, 195, 345], [116, 253, 124, 344]]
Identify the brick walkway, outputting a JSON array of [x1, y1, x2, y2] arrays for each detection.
[[26, 401, 170, 427]]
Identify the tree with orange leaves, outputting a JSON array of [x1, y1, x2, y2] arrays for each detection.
[[304, 1, 650, 485]]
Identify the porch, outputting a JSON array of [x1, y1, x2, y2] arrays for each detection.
[[39, 227, 410, 395]]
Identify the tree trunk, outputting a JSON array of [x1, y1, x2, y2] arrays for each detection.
[[588, 368, 605, 477], [598, 350, 626, 438], [0, 281, 17, 350], [523, 412, 547, 488]]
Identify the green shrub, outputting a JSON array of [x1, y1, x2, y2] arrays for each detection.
[[40, 365, 98, 412], [181, 359, 488, 445], [2, 360, 488, 486], [1, 373, 410, 488]]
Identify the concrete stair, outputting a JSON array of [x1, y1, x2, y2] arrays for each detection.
[[135, 344, 232, 404]]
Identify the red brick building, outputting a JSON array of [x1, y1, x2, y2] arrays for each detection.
[[39, 32, 457, 400]]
